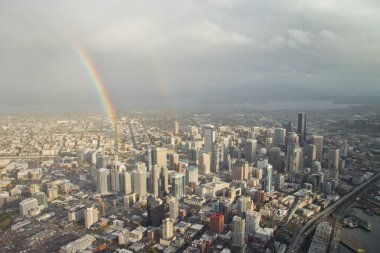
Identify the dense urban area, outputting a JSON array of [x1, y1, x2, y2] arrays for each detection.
[[1, 105, 380, 253]]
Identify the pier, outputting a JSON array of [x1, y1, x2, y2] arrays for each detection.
[[340, 231, 366, 253], [349, 212, 372, 231]]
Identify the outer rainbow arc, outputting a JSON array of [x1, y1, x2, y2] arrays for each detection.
[[73, 43, 118, 153]]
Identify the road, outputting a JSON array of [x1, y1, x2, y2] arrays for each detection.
[[287, 173, 380, 253]]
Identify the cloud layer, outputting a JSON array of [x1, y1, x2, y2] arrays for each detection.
[[0, 0, 379, 111]]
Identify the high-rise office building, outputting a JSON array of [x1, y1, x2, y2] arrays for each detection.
[[237, 196, 252, 217], [211, 141, 224, 173], [120, 171, 132, 194], [245, 139, 257, 164], [262, 164, 273, 194], [245, 211, 260, 234], [209, 213, 225, 233], [147, 195, 164, 227], [96, 168, 110, 195], [305, 144, 316, 168], [199, 152, 211, 174], [328, 148, 340, 170], [310, 135, 324, 162], [297, 112, 306, 144], [133, 165, 147, 197], [274, 128, 287, 146], [84, 206, 99, 229], [152, 165, 161, 197], [172, 173, 185, 200], [204, 124, 216, 153], [110, 167, 120, 192], [275, 174, 285, 190], [268, 147, 284, 173], [168, 153, 179, 171], [145, 147, 153, 171], [162, 218, 174, 240], [173, 121, 179, 135], [232, 216, 245, 247], [311, 160, 322, 174], [168, 197, 179, 220], [232, 160, 249, 181], [160, 167, 169, 193], [185, 165, 199, 186], [118, 228, 130, 245], [153, 147, 168, 168]]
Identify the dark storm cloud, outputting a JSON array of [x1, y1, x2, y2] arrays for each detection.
[[0, 0, 379, 111]]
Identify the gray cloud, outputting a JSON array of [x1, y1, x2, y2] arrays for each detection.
[[0, 0, 379, 111]]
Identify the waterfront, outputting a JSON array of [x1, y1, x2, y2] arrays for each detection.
[[340, 208, 380, 253]]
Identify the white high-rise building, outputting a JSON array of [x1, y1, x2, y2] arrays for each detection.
[[118, 228, 130, 245], [232, 216, 245, 247], [185, 165, 198, 186], [153, 147, 168, 168], [204, 124, 216, 153], [245, 211, 261, 234], [199, 152, 211, 174], [96, 168, 110, 195], [169, 197, 179, 220], [84, 206, 99, 229], [173, 121, 179, 135], [162, 218, 174, 240], [133, 165, 147, 197]]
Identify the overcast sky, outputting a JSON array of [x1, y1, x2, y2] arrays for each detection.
[[0, 0, 379, 111]]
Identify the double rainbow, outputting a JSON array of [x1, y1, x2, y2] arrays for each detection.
[[73, 44, 118, 151]]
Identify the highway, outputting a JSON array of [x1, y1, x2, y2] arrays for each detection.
[[287, 172, 380, 253]]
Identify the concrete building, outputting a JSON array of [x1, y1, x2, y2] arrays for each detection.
[[297, 112, 306, 144], [245, 211, 261, 234], [199, 152, 211, 174], [118, 228, 130, 245], [169, 197, 179, 221], [310, 135, 324, 162], [232, 160, 249, 181], [262, 164, 273, 194], [153, 147, 168, 168], [19, 198, 38, 217], [133, 165, 147, 197], [328, 148, 340, 170], [96, 168, 110, 195], [162, 218, 174, 240], [209, 213, 224, 233], [204, 124, 216, 153], [245, 139, 257, 164], [232, 216, 245, 247], [84, 206, 99, 229], [172, 173, 185, 200], [185, 165, 199, 186], [59, 234, 96, 253]]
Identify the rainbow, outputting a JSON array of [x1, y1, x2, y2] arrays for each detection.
[[73, 43, 118, 151]]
